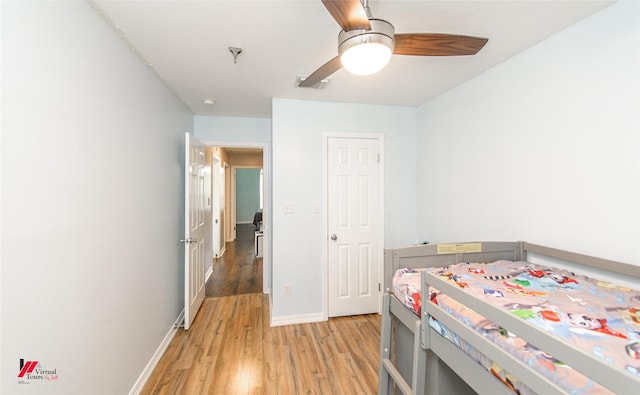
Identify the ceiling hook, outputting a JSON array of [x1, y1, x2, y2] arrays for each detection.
[[229, 47, 242, 64]]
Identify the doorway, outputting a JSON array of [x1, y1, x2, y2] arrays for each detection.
[[200, 144, 270, 298]]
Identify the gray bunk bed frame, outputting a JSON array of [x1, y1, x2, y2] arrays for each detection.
[[378, 241, 640, 395]]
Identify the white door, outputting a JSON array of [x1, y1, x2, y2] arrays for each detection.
[[230, 167, 238, 241], [184, 133, 206, 330], [224, 164, 232, 242], [218, 164, 226, 248], [327, 137, 381, 317], [212, 155, 222, 258]]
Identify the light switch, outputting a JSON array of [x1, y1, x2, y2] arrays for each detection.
[[284, 202, 296, 214]]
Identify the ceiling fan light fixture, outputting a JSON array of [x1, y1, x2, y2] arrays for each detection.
[[338, 19, 395, 76], [341, 42, 392, 75]]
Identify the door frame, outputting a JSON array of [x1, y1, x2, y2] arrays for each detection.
[[197, 139, 271, 296], [322, 132, 385, 320]]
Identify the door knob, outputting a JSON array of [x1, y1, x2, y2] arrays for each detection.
[[330, 234, 337, 241], [180, 237, 198, 244]]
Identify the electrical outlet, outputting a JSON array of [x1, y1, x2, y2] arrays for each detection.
[[283, 283, 292, 296], [284, 202, 296, 214]]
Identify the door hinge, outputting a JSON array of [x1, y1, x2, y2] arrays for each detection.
[[378, 283, 381, 292], [377, 153, 380, 163]]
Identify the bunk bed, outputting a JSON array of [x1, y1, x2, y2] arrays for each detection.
[[378, 241, 640, 395]]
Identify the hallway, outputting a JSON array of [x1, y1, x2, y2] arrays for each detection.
[[206, 224, 262, 297]]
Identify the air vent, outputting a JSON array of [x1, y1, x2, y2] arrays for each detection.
[[296, 76, 330, 89]]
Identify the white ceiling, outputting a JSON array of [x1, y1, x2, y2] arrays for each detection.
[[92, 0, 614, 119]]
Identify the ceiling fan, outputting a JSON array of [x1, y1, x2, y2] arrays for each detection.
[[298, 0, 489, 88]]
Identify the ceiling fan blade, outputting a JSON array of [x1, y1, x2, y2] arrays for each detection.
[[299, 56, 342, 88], [393, 34, 488, 56], [321, 0, 371, 31]]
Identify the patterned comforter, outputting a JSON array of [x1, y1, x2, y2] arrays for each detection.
[[393, 260, 640, 394]]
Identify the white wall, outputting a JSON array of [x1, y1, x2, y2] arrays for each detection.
[[416, 1, 639, 264], [1, 2, 193, 394], [271, 98, 418, 320], [194, 115, 271, 143]]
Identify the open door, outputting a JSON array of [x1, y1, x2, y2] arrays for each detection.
[[183, 133, 206, 330], [212, 155, 225, 258]]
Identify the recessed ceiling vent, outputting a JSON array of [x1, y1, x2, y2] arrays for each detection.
[[296, 75, 330, 89]]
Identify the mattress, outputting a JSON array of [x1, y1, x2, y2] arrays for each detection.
[[393, 260, 640, 394]]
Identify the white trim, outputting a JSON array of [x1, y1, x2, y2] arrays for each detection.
[[205, 265, 213, 283], [270, 312, 325, 327], [322, 133, 385, 319], [231, 167, 236, 240], [224, 164, 232, 242], [128, 309, 185, 395], [323, 136, 329, 321]]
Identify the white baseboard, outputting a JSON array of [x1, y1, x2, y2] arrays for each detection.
[[205, 265, 213, 282], [270, 312, 325, 327], [128, 309, 185, 395], [212, 247, 226, 259]]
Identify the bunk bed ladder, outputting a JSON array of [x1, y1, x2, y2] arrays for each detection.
[[379, 295, 426, 395]]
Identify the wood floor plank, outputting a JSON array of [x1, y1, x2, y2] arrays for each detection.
[[141, 294, 381, 394]]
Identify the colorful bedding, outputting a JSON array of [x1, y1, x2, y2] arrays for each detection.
[[393, 260, 640, 394]]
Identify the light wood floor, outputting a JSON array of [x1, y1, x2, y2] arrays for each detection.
[[142, 294, 382, 394]]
